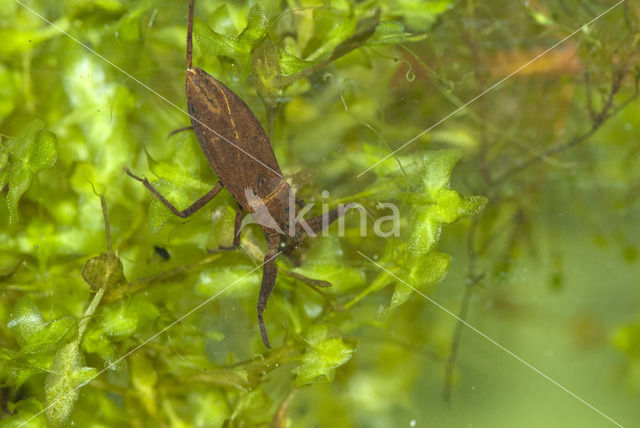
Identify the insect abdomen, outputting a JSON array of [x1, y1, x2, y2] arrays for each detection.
[[186, 67, 283, 210]]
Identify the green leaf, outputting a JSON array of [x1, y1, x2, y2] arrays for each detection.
[[430, 189, 487, 224], [409, 192, 486, 255], [408, 251, 451, 287], [19, 317, 76, 355], [237, 5, 269, 49], [5, 120, 58, 223], [421, 149, 462, 196], [306, 8, 356, 60], [295, 326, 357, 385], [194, 4, 268, 72], [329, 9, 380, 61], [369, 20, 429, 45], [13, 366, 46, 391], [99, 303, 138, 339], [127, 295, 161, 328], [194, 18, 238, 59], [390, 252, 451, 310], [155, 134, 207, 180], [253, 36, 282, 108], [7, 297, 45, 346], [383, 0, 453, 32], [278, 49, 317, 77], [409, 151, 487, 255], [45, 342, 98, 427], [81, 327, 116, 361], [25, 130, 58, 172], [7, 298, 75, 355], [408, 211, 441, 255], [6, 167, 32, 224]]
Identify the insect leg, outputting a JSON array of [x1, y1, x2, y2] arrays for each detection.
[[125, 168, 223, 218], [305, 202, 358, 235], [282, 270, 332, 288], [167, 126, 193, 138], [257, 231, 281, 348]]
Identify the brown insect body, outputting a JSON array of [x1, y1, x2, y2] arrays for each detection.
[[186, 67, 290, 225], [127, 0, 349, 348], [186, 65, 298, 348]]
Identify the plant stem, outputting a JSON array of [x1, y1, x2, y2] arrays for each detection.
[[443, 218, 480, 402], [78, 287, 105, 339]]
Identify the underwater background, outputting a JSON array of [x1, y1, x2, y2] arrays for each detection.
[[1, 0, 639, 427]]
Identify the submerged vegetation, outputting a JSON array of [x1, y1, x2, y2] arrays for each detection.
[[1, 0, 639, 426]]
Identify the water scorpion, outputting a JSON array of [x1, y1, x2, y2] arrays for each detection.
[[126, 0, 353, 347]]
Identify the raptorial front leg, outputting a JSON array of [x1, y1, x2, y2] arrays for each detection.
[[125, 168, 223, 218], [257, 231, 281, 348], [305, 202, 358, 235]]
